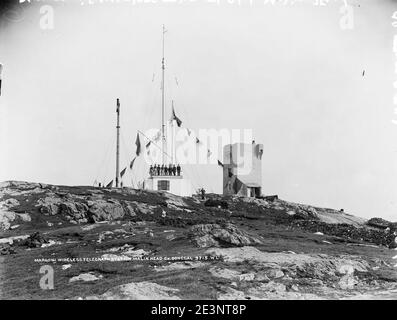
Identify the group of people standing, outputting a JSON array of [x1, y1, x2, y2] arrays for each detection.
[[150, 164, 181, 176]]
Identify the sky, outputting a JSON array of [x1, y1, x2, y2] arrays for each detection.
[[0, 0, 397, 220]]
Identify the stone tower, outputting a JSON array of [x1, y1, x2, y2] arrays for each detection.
[[223, 141, 263, 197]]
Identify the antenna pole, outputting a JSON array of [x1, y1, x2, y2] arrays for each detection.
[[116, 98, 120, 188], [171, 100, 174, 164], [161, 25, 166, 165]]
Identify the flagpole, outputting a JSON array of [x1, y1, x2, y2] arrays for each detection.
[[161, 24, 166, 165], [171, 100, 174, 164], [171, 120, 175, 164], [116, 98, 120, 188]]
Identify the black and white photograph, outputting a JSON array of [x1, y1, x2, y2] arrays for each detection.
[[0, 0, 397, 308]]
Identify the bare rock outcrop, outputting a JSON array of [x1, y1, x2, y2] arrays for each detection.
[[86, 200, 125, 222], [36, 196, 62, 215], [190, 223, 263, 248], [34, 194, 138, 223], [277, 201, 319, 219], [367, 217, 397, 230], [60, 202, 89, 223], [0, 198, 20, 230], [84, 281, 181, 300]]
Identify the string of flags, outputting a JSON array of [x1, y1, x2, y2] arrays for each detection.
[[123, 106, 227, 184]]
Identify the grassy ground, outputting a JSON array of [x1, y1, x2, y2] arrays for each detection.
[[1, 182, 396, 300]]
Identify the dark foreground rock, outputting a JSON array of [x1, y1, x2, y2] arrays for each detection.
[[0, 244, 16, 255], [292, 220, 397, 248], [204, 199, 229, 209], [21, 232, 49, 248], [367, 217, 397, 231]]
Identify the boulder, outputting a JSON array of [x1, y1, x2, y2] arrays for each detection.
[[154, 261, 205, 272], [367, 217, 393, 229], [124, 201, 137, 216], [133, 202, 157, 215], [295, 205, 318, 219], [204, 199, 228, 209], [59, 201, 88, 221], [85, 281, 181, 300], [249, 281, 287, 295], [163, 192, 188, 211], [17, 213, 31, 222], [22, 232, 49, 248], [209, 267, 242, 280], [190, 223, 262, 248], [0, 210, 16, 230], [276, 201, 319, 219], [36, 196, 62, 215], [338, 274, 358, 290], [88, 200, 125, 222], [267, 269, 284, 279], [0, 244, 16, 255], [263, 195, 278, 202], [0, 198, 20, 230], [69, 272, 102, 283], [2, 198, 20, 208]]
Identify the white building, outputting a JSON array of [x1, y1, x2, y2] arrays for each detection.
[[144, 167, 192, 197], [223, 142, 263, 197]]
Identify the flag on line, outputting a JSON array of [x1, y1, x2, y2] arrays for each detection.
[[106, 180, 113, 188], [171, 105, 182, 127], [135, 133, 141, 156], [129, 157, 136, 170], [153, 131, 161, 141]]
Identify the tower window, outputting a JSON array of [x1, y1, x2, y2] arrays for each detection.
[[158, 180, 170, 191]]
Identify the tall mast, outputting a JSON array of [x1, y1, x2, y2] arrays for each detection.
[[116, 98, 120, 188], [171, 100, 174, 164], [161, 25, 166, 165]]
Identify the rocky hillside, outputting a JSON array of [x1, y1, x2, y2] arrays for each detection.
[[0, 181, 396, 299]]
